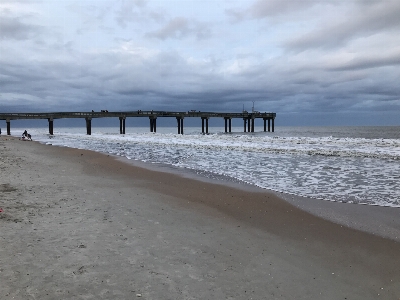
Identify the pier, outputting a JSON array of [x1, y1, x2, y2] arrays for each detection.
[[0, 110, 276, 135]]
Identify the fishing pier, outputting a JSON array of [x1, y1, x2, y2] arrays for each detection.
[[0, 110, 276, 135]]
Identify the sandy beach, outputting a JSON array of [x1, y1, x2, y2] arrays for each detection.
[[1, 136, 400, 299]]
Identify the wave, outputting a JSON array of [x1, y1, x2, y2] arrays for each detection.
[[102, 133, 400, 160], [28, 128, 400, 208]]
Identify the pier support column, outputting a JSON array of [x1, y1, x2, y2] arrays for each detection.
[[263, 118, 266, 132], [181, 118, 184, 134], [86, 118, 92, 135], [6, 119, 11, 135], [224, 117, 232, 133], [48, 118, 54, 135], [176, 117, 184, 134], [247, 117, 251, 132], [251, 118, 255, 132], [149, 117, 157, 133], [201, 117, 209, 134], [243, 119, 247, 132], [119, 117, 126, 134], [272, 118, 275, 132], [268, 119, 271, 132]]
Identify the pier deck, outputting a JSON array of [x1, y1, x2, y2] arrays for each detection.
[[0, 110, 276, 135]]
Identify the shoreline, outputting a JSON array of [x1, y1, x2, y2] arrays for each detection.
[[118, 155, 400, 242], [6, 126, 400, 209], [1, 136, 400, 299], [6, 133, 400, 241]]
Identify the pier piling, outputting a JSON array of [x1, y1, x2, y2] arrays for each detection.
[[48, 118, 54, 135], [6, 119, 10, 135], [176, 117, 184, 134], [86, 118, 92, 135], [263, 118, 267, 132], [201, 117, 209, 134], [119, 117, 126, 134], [149, 117, 157, 133], [224, 117, 232, 133]]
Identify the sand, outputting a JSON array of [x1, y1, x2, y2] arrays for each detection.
[[1, 136, 400, 299]]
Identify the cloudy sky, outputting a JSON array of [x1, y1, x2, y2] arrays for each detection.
[[1, 0, 399, 125]]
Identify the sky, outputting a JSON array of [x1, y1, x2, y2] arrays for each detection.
[[0, 0, 399, 126]]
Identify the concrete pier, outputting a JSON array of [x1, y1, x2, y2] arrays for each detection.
[[149, 117, 157, 133], [224, 117, 232, 133], [6, 119, 11, 135], [48, 118, 54, 135], [176, 117, 184, 134], [119, 117, 126, 134], [0, 111, 276, 136], [85, 118, 92, 135], [201, 117, 209, 134]]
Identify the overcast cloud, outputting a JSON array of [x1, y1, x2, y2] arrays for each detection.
[[0, 0, 399, 125]]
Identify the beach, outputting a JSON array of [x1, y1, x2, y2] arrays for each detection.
[[1, 136, 400, 299]]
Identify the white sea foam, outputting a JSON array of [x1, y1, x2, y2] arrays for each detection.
[[26, 126, 400, 207]]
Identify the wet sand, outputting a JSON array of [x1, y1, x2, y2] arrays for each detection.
[[1, 136, 400, 299]]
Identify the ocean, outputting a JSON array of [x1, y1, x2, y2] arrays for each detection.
[[18, 125, 400, 208]]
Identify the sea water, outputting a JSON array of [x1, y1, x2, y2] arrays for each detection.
[[21, 126, 400, 207]]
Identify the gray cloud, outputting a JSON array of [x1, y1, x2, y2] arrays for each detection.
[[285, 1, 400, 51], [145, 17, 211, 40], [226, 0, 333, 22], [248, 0, 321, 18], [0, 0, 399, 125], [0, 14, 42, 40], [329, 51, 400, 71], [146, 17, 190, 39], [1, 39, 398, 121], [227, 1, 400, 53], [115, 0, 155, 28]]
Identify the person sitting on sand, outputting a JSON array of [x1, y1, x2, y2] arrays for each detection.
[[21, 130, 32, 141]]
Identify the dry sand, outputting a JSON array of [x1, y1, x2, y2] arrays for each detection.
[[1, 136, 400, 299]]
